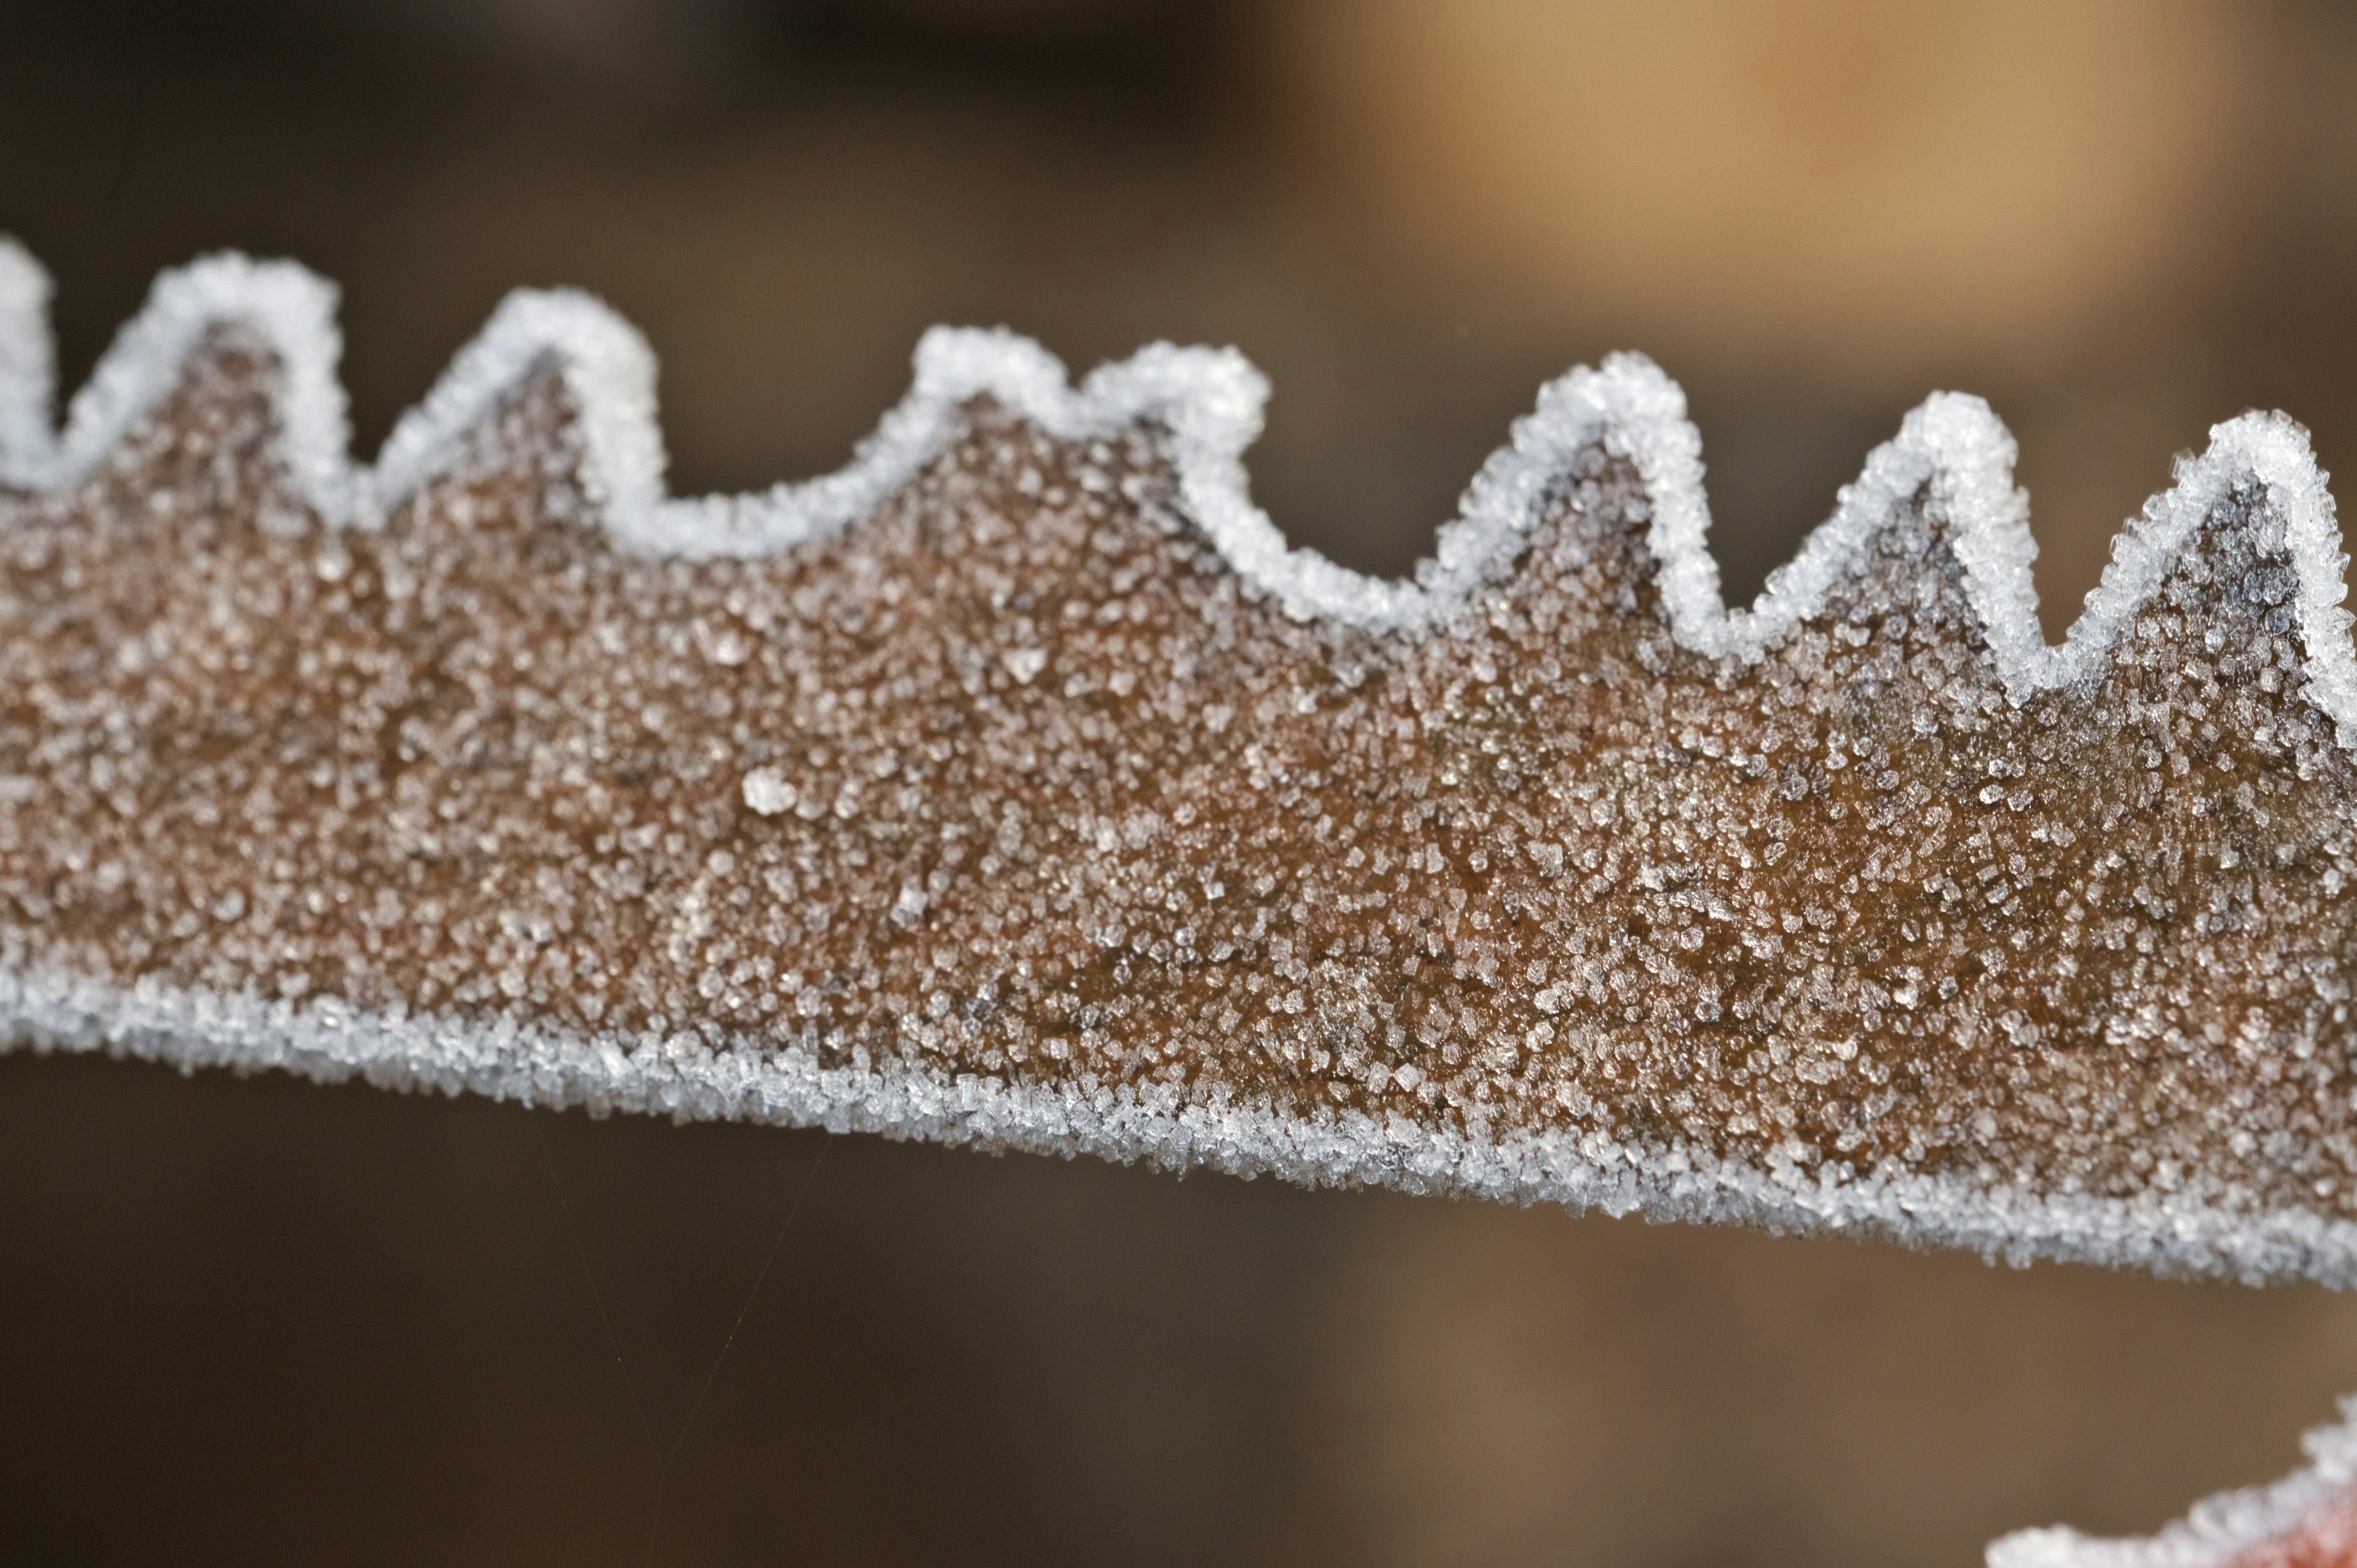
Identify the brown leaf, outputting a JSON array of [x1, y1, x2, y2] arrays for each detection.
[[4, 247, 2356, 1300]]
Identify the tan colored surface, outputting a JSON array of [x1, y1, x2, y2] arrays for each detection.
[[1289, 0, 2264, 371]]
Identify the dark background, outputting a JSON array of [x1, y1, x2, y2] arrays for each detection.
[[7, 2, 2357, 1563]]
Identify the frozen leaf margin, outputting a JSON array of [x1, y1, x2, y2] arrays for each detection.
[[0, 242, 2347, 732], [1991, 1399, 2357, 1566]]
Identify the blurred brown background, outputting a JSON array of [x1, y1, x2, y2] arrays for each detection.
[[5, 2, 2357, 1563]]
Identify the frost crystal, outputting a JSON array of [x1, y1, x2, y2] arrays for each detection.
[[6, 244, 2357, 1293], [741, 767, 795, 817]]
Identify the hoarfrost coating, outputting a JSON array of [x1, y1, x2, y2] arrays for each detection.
[[15, 237, 2357, 1568], [5, 239, 2357, 1298]]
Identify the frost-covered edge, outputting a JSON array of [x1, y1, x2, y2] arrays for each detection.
[[1988, 1397, 2357, 1567], [1, 242, 2351, 742], [9, 963, 2357, 1292]]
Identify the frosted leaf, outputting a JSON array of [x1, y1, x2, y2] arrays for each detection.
[[1989, 1399, 2357, 1566], [7, 241, 2357, 1312]]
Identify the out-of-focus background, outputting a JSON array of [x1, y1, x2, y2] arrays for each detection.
[[4, 2, 2356, 1563]]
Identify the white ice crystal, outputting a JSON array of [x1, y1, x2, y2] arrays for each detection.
[[741, 767, 795, 817]]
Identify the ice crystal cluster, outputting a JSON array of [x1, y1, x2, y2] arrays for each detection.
[[7, 244, 2357, 1564]]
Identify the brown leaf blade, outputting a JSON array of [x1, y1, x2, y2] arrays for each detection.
[[3, 245, 2357, 1299]]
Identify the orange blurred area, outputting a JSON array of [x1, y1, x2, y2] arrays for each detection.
[[5, 3, 2357, 1563], [1291, 1, 2263, 368]]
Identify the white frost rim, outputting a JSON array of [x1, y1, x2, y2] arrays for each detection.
[[9, 963, 2357, 1293], [19, 958, 2357, 1558], [1989, 1396, 2357, 1566], [0, 242, 2351, 741]]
